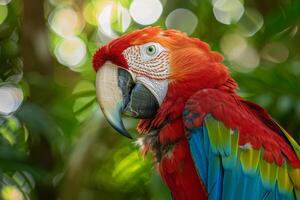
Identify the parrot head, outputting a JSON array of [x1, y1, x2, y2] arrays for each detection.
[[93, 27, 231, 138]]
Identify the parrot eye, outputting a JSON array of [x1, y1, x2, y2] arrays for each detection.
[[122, 41, 169, 80], [146, 45, 156, 56], [138, 42, 167, 62]]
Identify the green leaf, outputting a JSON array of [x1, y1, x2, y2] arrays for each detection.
[[72, 81, 97, 122]]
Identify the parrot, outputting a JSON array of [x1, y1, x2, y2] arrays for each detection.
[[92, 27, 300, 200]]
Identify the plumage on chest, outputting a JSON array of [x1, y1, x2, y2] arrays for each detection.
[[136, 120, 208, 200], [135, 129, 176, 162]]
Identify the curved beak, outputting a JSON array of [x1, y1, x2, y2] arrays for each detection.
[[96, 62, 160, 139]]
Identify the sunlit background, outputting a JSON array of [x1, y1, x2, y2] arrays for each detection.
[[0, 0, 299, 199]]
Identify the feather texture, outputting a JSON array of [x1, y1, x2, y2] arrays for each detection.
[[184, 89, 300, 200], [188, 118, 300, 200]]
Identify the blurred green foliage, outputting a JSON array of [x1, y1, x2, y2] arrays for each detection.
[[0, 0, 299, 199]]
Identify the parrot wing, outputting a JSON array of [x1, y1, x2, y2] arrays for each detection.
[[183, 89, 300, 200]]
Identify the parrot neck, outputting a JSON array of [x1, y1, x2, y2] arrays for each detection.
[[167, 76, 238, 105], [136, 77, 238, 135], [136, 76, 238, 158]]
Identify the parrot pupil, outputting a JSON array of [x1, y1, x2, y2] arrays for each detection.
[[146, 45, 156, 55]]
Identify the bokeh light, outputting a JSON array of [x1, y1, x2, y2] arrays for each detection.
[[83, 2, 97, 25], [54, 36, 87, 69], [129, 0, 163, 25], [232, 45, 260, 71], [221, 33, 259, 71], [289, 26, 298, 38], [238, 8, 264, 37], [97, 3, 119, 43], [165, 8, 198, 35], [213, 0, 244, 25], [116, 2, 131, 33], [261, 42, 289, 63], [48, 0, 61, 6], [0, 0, 11, 6], [0, 5, 8, 25], [220, 33, 247, 60], [0, 84, 23, 116], [95, 1, 132, 43], [1, 186, 24, 200], [49, 6, 84, 37]]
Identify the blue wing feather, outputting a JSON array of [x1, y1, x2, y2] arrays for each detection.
[[187, 116, 298, 200], [189, 127, 208, 186], [207, 151, 223, 200]]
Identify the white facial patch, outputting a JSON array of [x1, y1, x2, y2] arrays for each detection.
[[136, 76, 168, 105], [122, 42, 169, 80]]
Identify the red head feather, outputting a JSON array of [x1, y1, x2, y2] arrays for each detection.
[[93, 27, 237, 99]]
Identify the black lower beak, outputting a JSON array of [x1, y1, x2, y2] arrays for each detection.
[[96, 62, 159, 139]]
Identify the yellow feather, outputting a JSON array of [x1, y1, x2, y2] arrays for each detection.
[[288, 166, 300, 190], [277, 162, 293, 194], [240, 148, 261, 175], [259, 157, 278, 189], [275, 122, 300, 160]]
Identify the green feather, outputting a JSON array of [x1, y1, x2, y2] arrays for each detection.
[[288, 165, 300, 191], [205, 116, 231, 156], [277, 162, 293, 195], [222, 130, 239, 170], [276, 122, 300, 160]]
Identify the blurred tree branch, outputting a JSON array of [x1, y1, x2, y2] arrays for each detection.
[[21, 0, 53, 75], [61, 113, 103, 200], [20, 1, 57, 199]]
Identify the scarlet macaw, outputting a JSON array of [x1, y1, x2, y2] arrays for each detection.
[[93, 27, 300, 200]]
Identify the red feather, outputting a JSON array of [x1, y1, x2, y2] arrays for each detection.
[[185, 89, 300, 168], [159, 137, 207, 200]]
